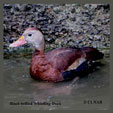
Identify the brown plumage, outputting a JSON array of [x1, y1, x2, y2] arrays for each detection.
[[9, 28, 104, 82]]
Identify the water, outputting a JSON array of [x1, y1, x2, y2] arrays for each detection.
[[3, 56, 110, 110]]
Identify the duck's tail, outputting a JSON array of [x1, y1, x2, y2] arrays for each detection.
[[81, 47, 104, 60], [62, 60, 103, 81], [62, 47, 104, 81]]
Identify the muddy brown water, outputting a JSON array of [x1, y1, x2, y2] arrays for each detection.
[[3, 56, 110, 110]]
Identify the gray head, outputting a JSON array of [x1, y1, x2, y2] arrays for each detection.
[[9, 27, 45, 51]]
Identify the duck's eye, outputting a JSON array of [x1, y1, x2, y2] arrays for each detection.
[[28, 34, 32, 37]]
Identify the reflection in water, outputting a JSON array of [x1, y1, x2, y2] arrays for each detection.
[[3, 56, 110, 110]]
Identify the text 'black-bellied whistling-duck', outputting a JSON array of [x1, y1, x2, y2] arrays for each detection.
[[9, 27, 104, 82]]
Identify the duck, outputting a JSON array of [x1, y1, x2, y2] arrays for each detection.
[[9, 27, 104, 82]]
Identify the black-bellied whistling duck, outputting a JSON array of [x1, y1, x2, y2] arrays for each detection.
[[9, 27, 104, 82]]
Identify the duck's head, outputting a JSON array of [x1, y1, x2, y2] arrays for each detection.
[[9, 27, 45, 51]]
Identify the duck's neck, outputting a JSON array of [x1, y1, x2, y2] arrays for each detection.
[[33, 49, 44, 56], [33, 38, 45, 52]]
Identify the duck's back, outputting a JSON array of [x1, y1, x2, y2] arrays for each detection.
[[45, 47, 85, 72], [45, 47, 104, 76]]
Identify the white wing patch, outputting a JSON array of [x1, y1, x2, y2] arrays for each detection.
[[67, 57, 86, 71]]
